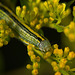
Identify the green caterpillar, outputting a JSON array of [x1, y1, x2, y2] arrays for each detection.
[[0, 3, 51, 52]]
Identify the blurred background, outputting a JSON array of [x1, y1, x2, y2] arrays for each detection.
[[0, 0, 75, 75]]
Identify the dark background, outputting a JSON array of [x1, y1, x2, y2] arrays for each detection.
[[0, 0, 74, 75]]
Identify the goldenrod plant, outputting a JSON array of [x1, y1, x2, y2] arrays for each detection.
[[0, 0, 75, 75]]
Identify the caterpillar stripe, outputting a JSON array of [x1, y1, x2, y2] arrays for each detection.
[[0, 3, 51, 52]]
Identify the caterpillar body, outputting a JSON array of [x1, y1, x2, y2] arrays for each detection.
[[0, 3, 51, 52]]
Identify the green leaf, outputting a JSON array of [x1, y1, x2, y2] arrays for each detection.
[[54, 24, 64, 32]]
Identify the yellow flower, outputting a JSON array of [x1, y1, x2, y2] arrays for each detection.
[[0, 42, 3, 47], [67, 51, 75, 60], [16, 6, 21, 16], [32, 69, 38, 75], [51, 61, 57, 67], [53, 66, 59, 71], [73, 6, 75, 16], [33, 7, 38, 15], [31, 55, 36, 62], [49, 17, 54, 22], [26, 64, 32, 69], [28, 51, 34, 56], [65, 65, 70, 71], [0, 38, 3, 43], [64, 47, 69, 55], [55, 71, 61, 75], [59, 62, 65, 69], [0, 25, 3, 30], [58, 49, 63, 57], [44, 18, 48, 23], [45, 51, 51, 57], [27, 44, 33, 51], [60, 58, 67, 64], [33, 62, 39, 69], [36, 56, 40, 62], [69, 21, 75, 29], [64, 28, 69, 35], [39, 19, 43, 24], [43, 1, 48, 8], [35, 24, 41, 30], [53, 44, 58, 49], [68, 33, 75, 42]]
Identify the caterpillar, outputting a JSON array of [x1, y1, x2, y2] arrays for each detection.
[[0, 3, 51, 52]]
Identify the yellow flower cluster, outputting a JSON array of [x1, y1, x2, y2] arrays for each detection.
[[15, 0, 71, 32], [26, 44, 40, 75], [16, 4, 43, 31], [51, 44, 75, 75], [0, 19, 14, 47], [64, 21, 75, 42]]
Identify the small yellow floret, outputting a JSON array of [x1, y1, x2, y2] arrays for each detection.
[[33, 62, 39, 68], [67, 51, 75, 60], [26, 64, 32, 69], [0, 42, 3, 47], [53, 48, 59, 56], [59, 62, 65, 69], [44, 1, 48, 7], [32, 69, 38, 75], [36, 56, 40, 62], [49, 12, 54, 17], [0, 38, 3, 43], [64, 47, 69, 55], [22, 5, 26, 10], [36, 0, 40, 4], [21, 10, 25, 18], [64, 28, 69, 34], [45, 51, 51, 57], [73, 6, 75, 11], [49, 17, 54, 22], [44, 18, 48, 23], [39, 19, 43, 24], [35, 24, 41, 30], [60, 58, 67, 64], [28, 51, 34, 56], [65, 65, 70, 71], [55, 72, 61, 75], [16, 6, 21, 16], [5, 30, 9, 35], [53, 44, 58, 49], [0, 20, 6, 24], [68, 33, 75, 42], [58, 49, 63, 57], [53, 66, 59, 71], [33, 7, 38, 14], [0, 25, 3, 30], [69, 21, 75, 29], [47, 1, 50, 5], [30, 21, 35, 27], [31, 55, 36, 62], [27, 44, 33, 51], [51, 61, 57, 67], [73, 6, 75, 16]]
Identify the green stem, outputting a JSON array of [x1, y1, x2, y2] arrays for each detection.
[[33, 48, 52, 64], [70, 68, 75, 72], [60, 69, 69, 75]]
